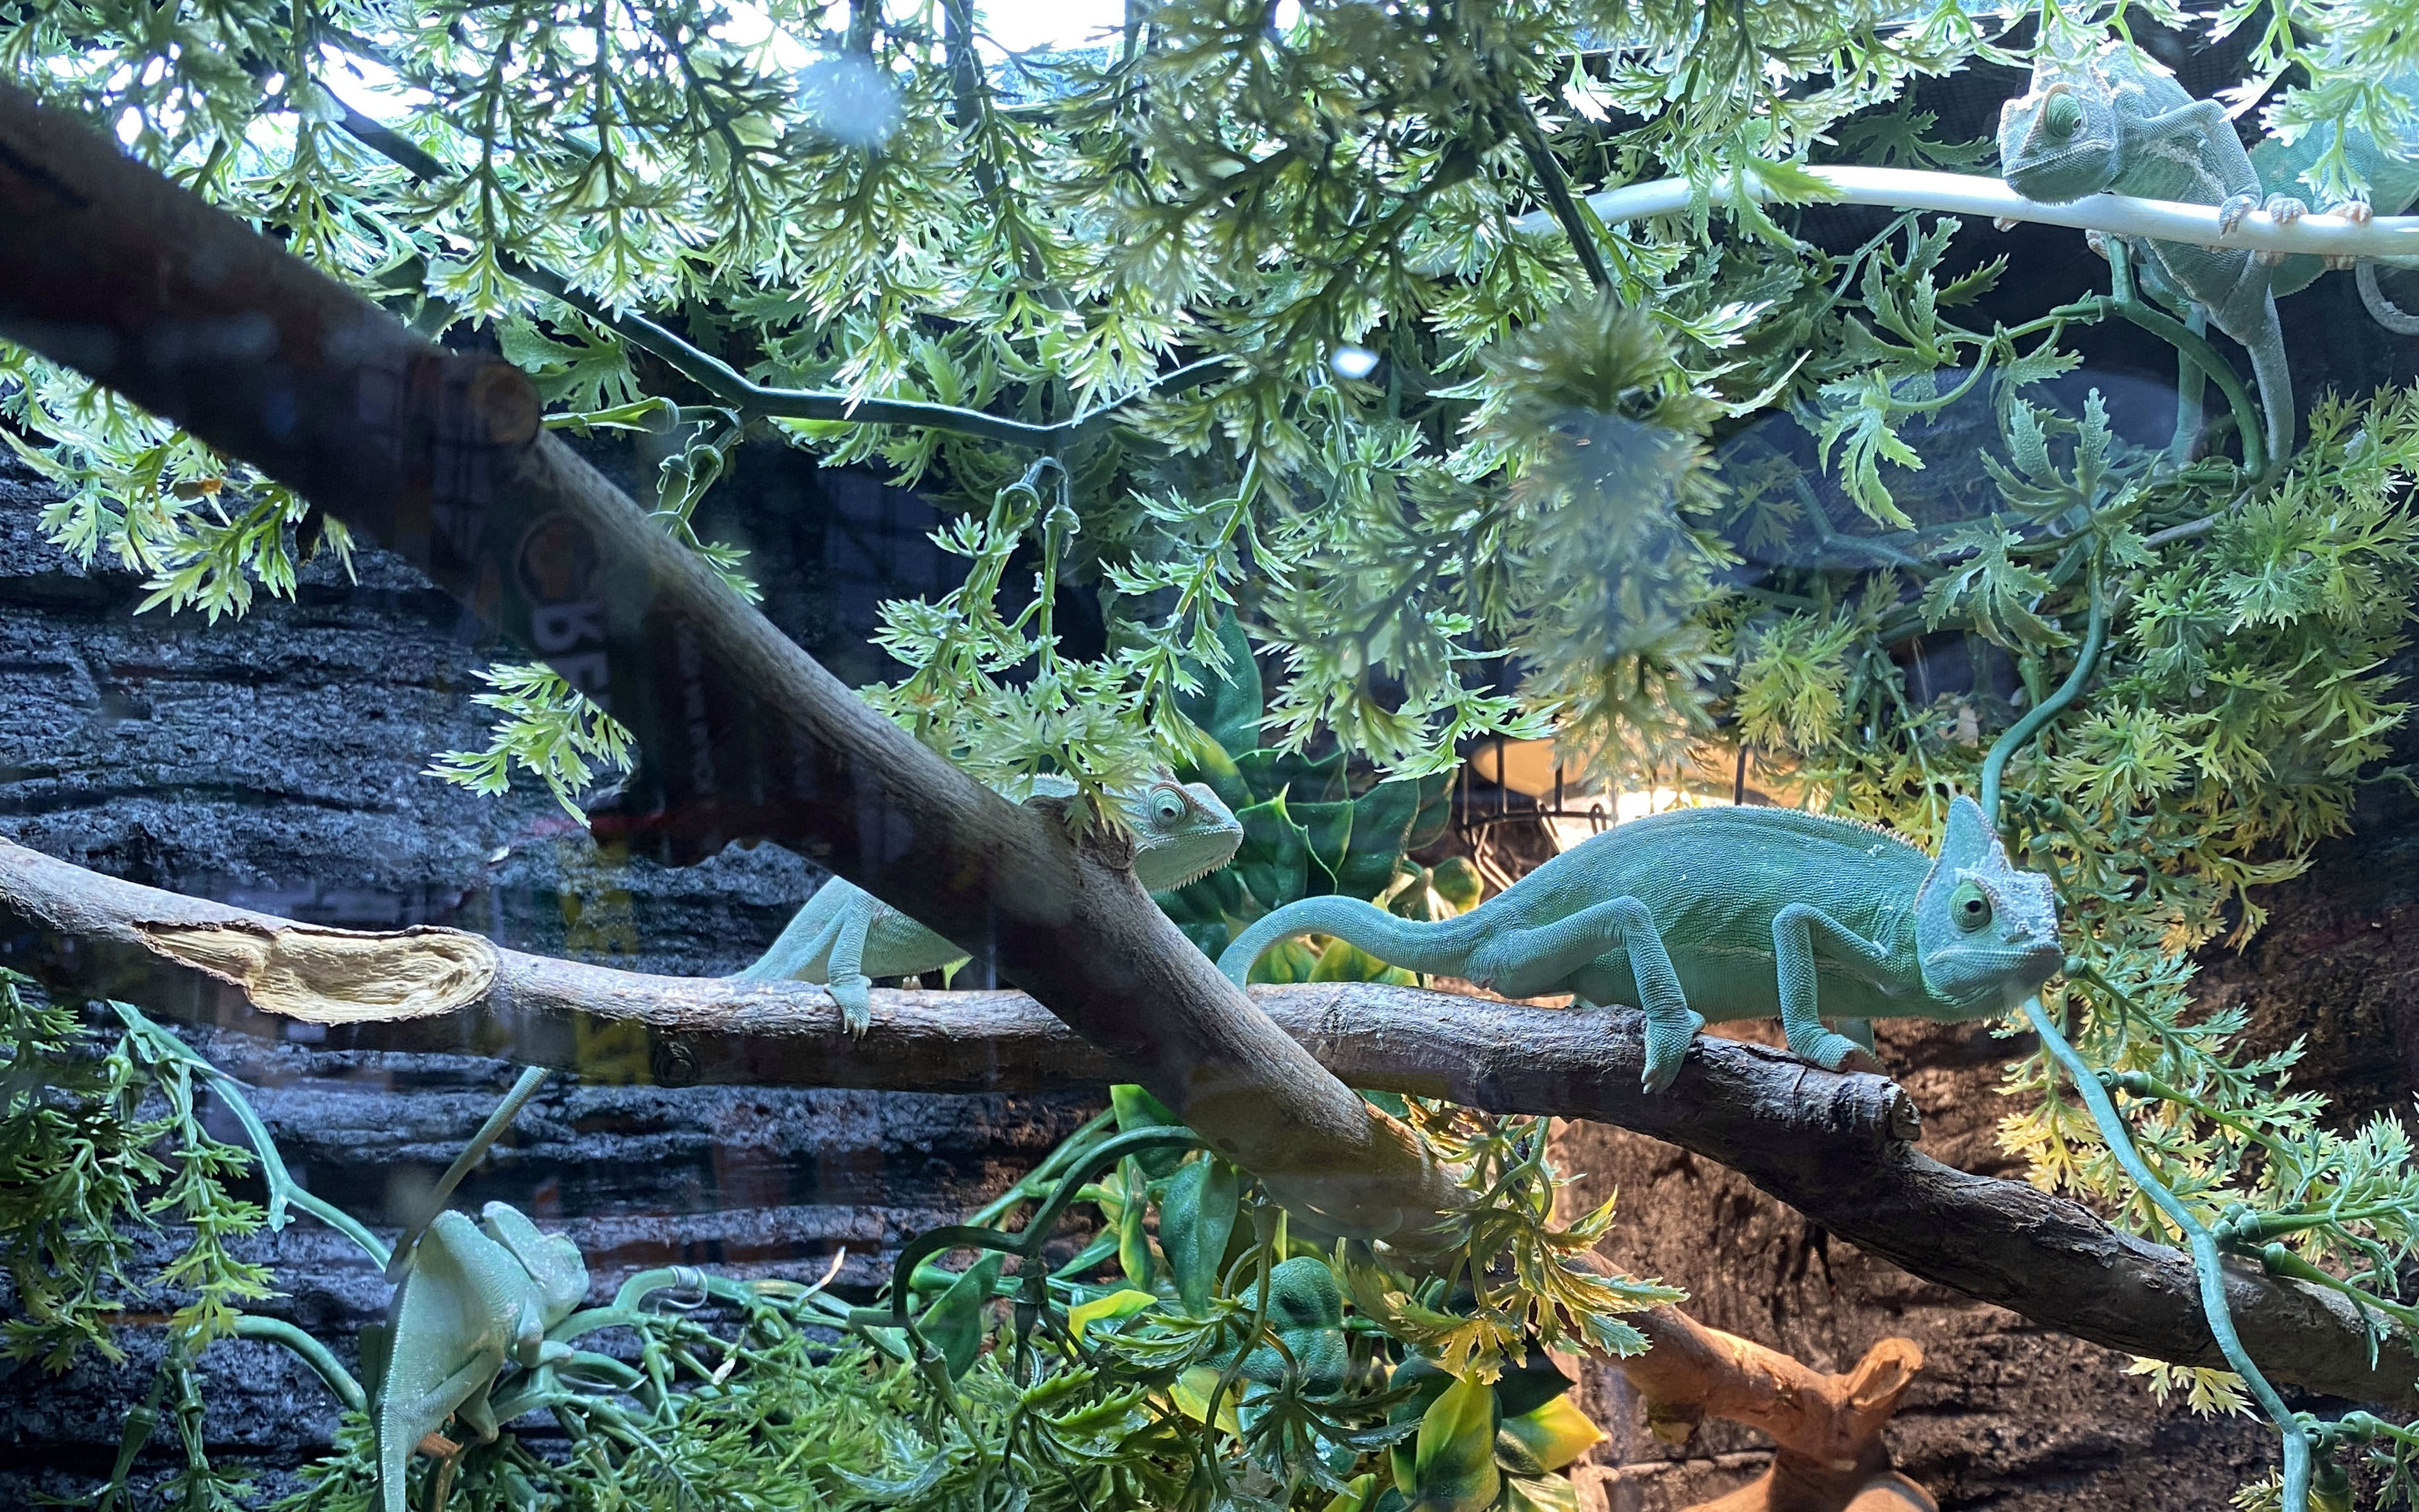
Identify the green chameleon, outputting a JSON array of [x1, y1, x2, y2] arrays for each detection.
[[1998, 39, 2419, 462], [1217, 797, 2062, 1093], [736, 771, 1244, 1031], [374, 1202, 587, 1512], [2248, 64, 2419, 335]]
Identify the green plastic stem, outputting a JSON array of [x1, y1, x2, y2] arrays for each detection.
[[1981, 570, 2309, 1512], [1977, 574, 2107, 824], [231, 1314, 366, 1412], [2022, 997, 2311, 1511]]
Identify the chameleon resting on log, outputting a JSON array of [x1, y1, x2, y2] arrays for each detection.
[[1999, 40, 2419, 461], [1218, 797, 2062, 1093], [736, 771, 1244, 1032]]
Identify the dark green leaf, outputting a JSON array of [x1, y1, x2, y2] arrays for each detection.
[[1159, 1156, 1242, 1315], [919, 1252, 1004, 1381]]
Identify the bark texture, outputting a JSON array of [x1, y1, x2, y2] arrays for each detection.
[[6, 834, 2413, 1413], [0, 77, 1450, 1238]]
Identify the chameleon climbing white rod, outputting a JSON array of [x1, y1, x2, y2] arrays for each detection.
[[1511, 163, 2419, 262]]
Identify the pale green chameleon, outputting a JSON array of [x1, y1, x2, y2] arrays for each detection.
[[736, 771, 1244, 1031], [2248, 67, 2419, 336], [375, 1202, 586, 1512], [1218, 797, 2062, 1093], [1999, 41, 2419, 463]]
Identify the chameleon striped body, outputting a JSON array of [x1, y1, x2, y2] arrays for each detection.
[[1218, 797, 2062, 1092]]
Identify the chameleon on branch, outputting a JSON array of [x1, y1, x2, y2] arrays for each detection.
[[1999, 41, 2419, 460], [1217, 797, 2062, 1092], [374, 1202, 587, 1512], [736, 771, 1244, 1032], [1998, 38, 2309, 466]]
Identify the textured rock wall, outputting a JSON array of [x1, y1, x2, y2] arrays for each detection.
[[0, 447, 1100, 1503]]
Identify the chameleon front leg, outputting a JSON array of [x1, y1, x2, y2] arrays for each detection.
[[1771, 903, 1897, 1073], [1474, 897, 1701, 1094]]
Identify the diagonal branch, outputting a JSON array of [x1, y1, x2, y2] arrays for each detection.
[[3, 833, 2411, 1414], [0, 78, 1451, 1242]]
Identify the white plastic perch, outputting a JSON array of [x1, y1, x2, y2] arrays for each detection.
[[1512, 164, 2419, 262]]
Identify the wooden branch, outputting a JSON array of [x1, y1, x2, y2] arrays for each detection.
[[1619, 1317, 1927, 1512], [5, 835, 2413, 1413], [0, 80, 1452, 1241]]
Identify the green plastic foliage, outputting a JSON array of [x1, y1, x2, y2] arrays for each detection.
[[1231, 1256, 1351, 1397], [1496, 1395, 1603, 1475], [1158, 617, 1456, 963], [1110, 1083, 1187, 1179], [1067, 1288, 1158, 1342], [1391, 1373, 1502, 1512], [920, 1252, 1005, 1381], [1322, 1472, 1382, 1512], [1159, 1156, 1243, 1315]]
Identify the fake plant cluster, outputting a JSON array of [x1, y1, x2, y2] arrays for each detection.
[[1155, 615, 1478, 983], [14, 0, 2408, 820], [3, 978, 1668, 1511], [1716, 355, 2419, 1510]]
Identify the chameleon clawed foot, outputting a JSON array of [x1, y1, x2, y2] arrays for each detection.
[[2253, 194, 2307, 264], [2084, 228, 2110, 260], [1640, 1008, 1706, 1094], [2324, 198, 2373, 270], [1789, 1027, 1873, 1075], [833, 976, 874, 1037], [2217, 192, 2260, 238]]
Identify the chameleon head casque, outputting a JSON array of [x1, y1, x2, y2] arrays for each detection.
[[1116, 772, 1243, 891], [1913, 797, 2064, 1011], [1997, 47, 2127, 204]]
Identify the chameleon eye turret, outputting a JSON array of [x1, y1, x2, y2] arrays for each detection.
[[2042, 89, 2084, 139]]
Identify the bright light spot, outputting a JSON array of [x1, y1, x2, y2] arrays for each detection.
[[1330, 345, 1381, 380], [797, 54, 903, 150], [1271, 0, 1302, 30], [715, 1, 817, 69], [978, 0, 1126, 55], [116, 107, 142, 145], [1545, 788, 1726, 853]]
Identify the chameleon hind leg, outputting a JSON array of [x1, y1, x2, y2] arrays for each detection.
[[1472, 896, 1700, 1094], [1772, 903, 1895, 1073], [824, 895, 878, 1036]]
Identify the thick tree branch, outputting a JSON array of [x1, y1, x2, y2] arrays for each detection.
[[4, 834, 2412, 1414], [0, 80, 1451, 1240]]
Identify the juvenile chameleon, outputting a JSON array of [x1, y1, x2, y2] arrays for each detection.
[[1218, 797, 2062, 1092], [374, 1201, 587, 1512], [1999, 42, 2419, 459], [1998, 38, 2309, 466], [736, 771, 1244, 1031]]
